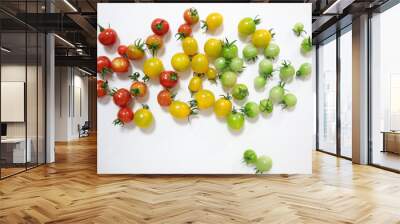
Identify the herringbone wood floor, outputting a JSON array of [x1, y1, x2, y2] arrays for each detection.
[[1, 135, 400, 224]]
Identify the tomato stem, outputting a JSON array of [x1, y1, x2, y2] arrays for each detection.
[[98, 24, 105, 32]]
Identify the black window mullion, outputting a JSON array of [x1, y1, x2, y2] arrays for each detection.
[[36, 0, 39, 167], [336, 28, 341, 157], [24, 0, 28, 171], [316, 44, 320, 150], [0, 19, 2, 179]]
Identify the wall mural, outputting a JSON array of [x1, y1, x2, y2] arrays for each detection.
[[97, 3, 313, 174]]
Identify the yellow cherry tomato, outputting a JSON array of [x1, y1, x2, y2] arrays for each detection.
[[169, 101, 191, 119], [214, 95, 232, 118], [134, 106, 153, 128], [188, 75, 203, 93], [203, 12, 223, 31], [171, 53, 190, 72], [143, 57, 164, 79], [194, 89, 215, 110], [182, 37, 198, 56], [252, 29, 272, 48], [204, 38, 222, 58], [206, 67, 217, 81], [191, 53, 209, 74]]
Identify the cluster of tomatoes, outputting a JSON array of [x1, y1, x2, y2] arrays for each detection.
[[243, 149, 273, 174], [97, 8, 312, 133]]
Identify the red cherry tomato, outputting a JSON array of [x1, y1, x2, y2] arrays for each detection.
[[98, 25, 117, 46], [116, 107, 134, 124], [111, 57, 129, 73], [97, 80, 108, 97], [151, 18, 169, 36], [117, 45, 128, 57], [157, 89, 174, 107], [159, 71, 179, 88], [112, 88, 132, 107], [175, 24, 192, 40], [146, 34, 163, 56], [183, 8, 199, 25], [97, 56, 112, 75]]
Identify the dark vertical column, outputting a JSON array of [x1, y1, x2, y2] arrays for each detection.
[[316, 45, 320, 150], [0, 14, 2, 179], [336, 28, 341, 157], [24, 0, 28, 171]]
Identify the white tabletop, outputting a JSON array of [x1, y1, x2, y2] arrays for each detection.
[[1, 138, 27, 144]]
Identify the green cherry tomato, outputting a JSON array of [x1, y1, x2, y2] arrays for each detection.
[[215, 57, 227, 71], [222, 39, 238, 59], [269, 83, 285, 104], [259, 99, 273, 114], [264, 43, 280, 60], [293, 22, 305, 36], [242, 44, 258, 62], [283, 93, 297, 108], [301, 36, 312, 54], [229, 57, 244, 72], [243, 149, 258, 165], [279, 60, 295, 82], [231, 83, 249, 100], [259, 59, 273, 76], [242, 101, 260, 118], [220, 71, 238, 88], [255, 155, 273, 174], [254, 75, 267, 89], [238, 16, 261, 36], [297, 62, 312, 77], [227, 110, 245, 130]]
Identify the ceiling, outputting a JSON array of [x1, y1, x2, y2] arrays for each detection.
[[0, 0, 392, 72]]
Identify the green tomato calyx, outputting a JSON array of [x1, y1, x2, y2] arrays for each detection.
[[189, 8, 198, 17], [129, 72, 140, 81], [220, 93, 232, 100], [281, 60, 292, 68], [112, 119, 123, 126], [134, 39, 145, 52], [223, 38, 237, 48], [269, 28, 276, 38], [253, 15, 261, 25], [200, 20, 208, 31], [141, 104, 150, 110]]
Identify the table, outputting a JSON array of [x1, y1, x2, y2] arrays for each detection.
[[1, 138, 31, 163], [381, 131, 400, 154]]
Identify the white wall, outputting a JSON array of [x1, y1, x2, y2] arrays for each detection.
[[54, 67, 89, 141]]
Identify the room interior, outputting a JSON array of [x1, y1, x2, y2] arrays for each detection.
[[0, 0, 400, 223]]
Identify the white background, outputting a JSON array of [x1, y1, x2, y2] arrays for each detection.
[[97, 3, 313, 174]]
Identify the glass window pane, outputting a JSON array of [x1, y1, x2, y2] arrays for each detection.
[[27, 31, 38, 169], [340, 29, 352, 158], [1, 31, 27, 177], [318, 37, 337, 154], [38, 33, 45, 165], [371, 4, 400, 171]]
